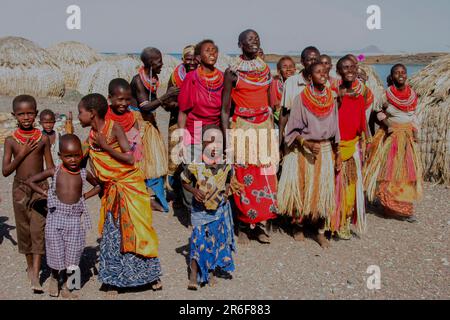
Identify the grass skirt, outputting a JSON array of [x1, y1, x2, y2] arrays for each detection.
[[277, 142, 335, 223], [364, 124, 423, 217]]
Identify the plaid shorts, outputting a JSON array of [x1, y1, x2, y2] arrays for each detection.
[[45, 202, 87, 271]]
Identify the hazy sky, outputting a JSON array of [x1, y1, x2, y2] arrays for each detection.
[[1, 0, 449, 54]]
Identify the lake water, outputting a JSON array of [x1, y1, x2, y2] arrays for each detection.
[[167, 53, 425, 88]]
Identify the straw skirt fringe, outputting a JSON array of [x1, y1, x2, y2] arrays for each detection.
[[277, 142, 335, 222], [364, 124, 423, 217], [331, 144, 366, 235]]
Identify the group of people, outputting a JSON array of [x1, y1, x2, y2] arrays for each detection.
[[2, 28, 423, 298]]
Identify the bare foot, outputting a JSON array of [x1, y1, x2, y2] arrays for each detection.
[[208, 273, 217, 287], [61, 286, 79, 299], [31, 277, 44, 294], [238, 228, 250, 245], [48, 277, 59, 297], [292, 225, 305, 242], [187, 281, 198, 291], [105, 285, 119, 298], [151, 279, 163, 291], [254, 225, 270, 244], [316, 233, 330, 248], [151, 199, 164, 212]]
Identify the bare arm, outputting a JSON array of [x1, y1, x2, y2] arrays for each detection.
[[26, 168, 55, 196], [83, 170, 101, 200], [135, 77, 179, 113], [178, 110, 187, 129], [2, 138, 38, 177], [94, 124, 134, 165], [42, 135, 55, 169], [221, 68, 237, 147]]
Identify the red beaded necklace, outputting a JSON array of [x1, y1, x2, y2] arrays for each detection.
[[171, 64, 187, 88], [386, 85, 417, 112], [301, 85, 335, 118], [12, 127, 43, 145], [61, 164, 81, 175], [236, 56, 272, 87], [139, 66, 160, 93], [197, 66, 224, 92]]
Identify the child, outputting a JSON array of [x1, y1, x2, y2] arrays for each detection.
[[181, 125, 235, 290], [106, 78, 143, 162], [78, 93, 162, 293], [278, 62, 341, 247], [364, 64, 422, 222], [39, 109, 59, 165], [319, 54, 339, 91], [270, 56, 296, 126], [26, 134, 100, 298], [39, 109, 75, 166], [2, 95, 54, 292]]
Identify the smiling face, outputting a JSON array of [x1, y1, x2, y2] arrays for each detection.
[[309, 64, 328, 87], [337, 58, 357, 84], [278, 59, 296, 81], [199, 42, 218, 67], [59, 140, 83, 172], [183, 52, 198, 73], [109, 87, 132, 115], [13, 102, 37, 130], [391, 65, 408, 87], [77, 102, 93, 128], [239, 30, 261, 58]]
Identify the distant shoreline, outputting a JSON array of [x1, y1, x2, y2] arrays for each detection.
[[264, 52, 448, 65]]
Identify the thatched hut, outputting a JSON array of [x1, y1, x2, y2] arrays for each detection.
[[47, 41, 101, 89], [410, 54, 450, 185], [0, 36, 65, 97], [360, 63, 385, 111], [77, 61, 122, 97]]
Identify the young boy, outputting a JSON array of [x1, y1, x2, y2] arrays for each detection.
[[26, 134, 100, 298], [181, 125, 235, 290], [2, 95, 54, 292], [78, 93, 162, 292], [39, 109, 60, 165], [319, 54, 339, 91]]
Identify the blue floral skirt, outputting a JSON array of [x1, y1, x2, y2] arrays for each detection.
[[190, 205, 236, 284], [99, 213, 162, 288]]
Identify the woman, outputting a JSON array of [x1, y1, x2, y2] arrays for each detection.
[[178, 39, 224, 207], [221, 29, 278, 244], [364, 64, 422, 222]]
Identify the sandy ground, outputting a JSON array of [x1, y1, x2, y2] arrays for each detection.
[[0, 94, 449, 300]]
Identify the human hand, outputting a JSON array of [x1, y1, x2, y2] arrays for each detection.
[[193, 188, 206, 203], [92, 132, 108, 149], [304, 141, 321, 157], [19, 138, 39, 156], [335, 154, 342, 172]]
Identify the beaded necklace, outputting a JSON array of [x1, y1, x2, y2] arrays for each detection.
[[61, 164, 81, 175], [105, 107, 135, 133], [138, 66, 160, 93], [235, 56, 272, 87], [301, 84, 334, 118], [386, 85, 417, 112], [171, 64, 187, 88], [197, 66, 224, 91], [12, 128, 43, 145]]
